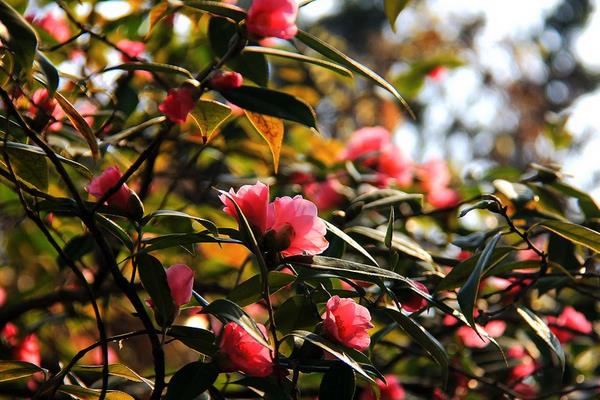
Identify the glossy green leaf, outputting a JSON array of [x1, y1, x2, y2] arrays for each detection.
[[137, 254, 177, 328], [274, 295, 321, 334], [168, 325, 218, 356], [516, 306, 565, 373], [203, 298, 269, 347], [189, 99, 231, 143], [35, 52, 59, 95], [319, 362, 355, 400], [0, 360, 44, 383], [385, 207, 395, 249], [0, 0, 37, 73], [102, 62, 193, 78], [72, 364, 152, 387], [95, 214, 134, 249], [385, 309, 448, 386], [347, 226, 432, 263], [457, 233, 502, 330], [323, 220, 379, 267], [243, 46, 352, 77], [537, 220, 600, 253], [361, 192, 423, 211], [58, 385, 134, 400], [228, 271, 295, 307], [140, 232, 240, 254], [165, 362, 219, 400], [2, 143, 48, 190], [295, 30, 412, 116], [58, 234, 95, 269], [221, 86, 317, 128], [102, 116, 166, 145], [459, 200, 501, 217], [551, 182, 600, 219], [142, 210, 218, 234]]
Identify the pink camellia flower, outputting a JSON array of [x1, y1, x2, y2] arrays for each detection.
[[116, 39, 146, 61], [87, 166, 132, 211], [507, 345, 536, 380], [547, 306, 592, 343], [267, 195, 329, 256], [27, 12, 71, 42], [15, 334, 41, 365], [340, 126, 391, 165], [209, 71, 244, 91], [418, 159, 452, 192], [401, 281, 429, 313], [159, 87, 196, 124], [360, 375, 405, 400], [322, 296, 373, 352], [376, 144, 413, 188], [219, 181, 271, 234], [456, 320, 506, 348], [30, 89, 64, 131], [304, 177, 344, 211], [1, 322, 19, 346], [427, 187, 461, 208], [246, 0, 298, 40], [165, 264, 194, 307], [219, 322, 273, 377]]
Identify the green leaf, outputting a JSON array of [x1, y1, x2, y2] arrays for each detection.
[[54, 92, 99, 159], [295, 30, 412, 117], [203, 298, 270, 347], [436, 247, 513, 291], [58, 234, 95, 269], [537, 220, 600, 253], [140, 232, 240, 254], [385, 309, 448, 386], [457, 233, 501, 331], [58, 385, 134, 400], [551, 182, 600, 219], [286, 330, 375, 382], [142, 210, 218, 234], [72, 364, 153, 387], [459, 200, 501, 217], [228, 271, 295, 307], [221, 86, 317, 128], [274, 295, 321, 334], [385, 207, 394, 249], [516, 306, 565, 373], [319, 362, 355, 400], [323, 220, 379, 267], [208, 17, 268, 86], [1, 140, 92, 178], [137, 254, 177, 328], [0, 0, 37, 74], [243, 46, 352, 77], [0, 360, 44, 383], [2, 142, 49, 190], [168, 325, 218, 356], [189, 99, 231, 143], [95, 214, 134, 249], [165, 362, 219, 400], [384, 0, 410, 32], [184, 0, 247, 21], [35, 52, 59, 95], [102, 62, 194, 78], [347, 226, 432, 263], [101, 116, 166, 145]]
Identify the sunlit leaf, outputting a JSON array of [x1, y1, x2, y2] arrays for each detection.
[[516, 306, 565, 373], [537, 220, 600, 253], [102, 62, 193, 78], [190, 99, 231, 143], [244, 111, 284, 172], [55, 92, 99, 159], [347, 226, 432, 263], [0, 0, 37, 74], [0, 361, 43, 383], [58, 385, 134, 400]]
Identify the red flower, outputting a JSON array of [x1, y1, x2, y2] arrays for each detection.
[[304, 177, 344, 210], [87, 166, 132, 211], [507, 346, 536, 380], [401, 281, 429, 312], [220, 181, 271, 233], [209, 71, 244, 91], [322, 296, 373, 351], [219, 322, 273, 377], [117, 39, 146, 61], [427, 66, 446, 81], [340, 126, 391, 165], [427, 187, 461, 208], [159, 87, 196, 124], [547, 306, 592, 343], [360, 375, 405, 400], [15, 334, 41, 366], [30, 89, 65, 131], [247, 0, 298, 40], [456, 320, 506, 348], [165, 264, 194, 307], [28, 12, 71, 42]]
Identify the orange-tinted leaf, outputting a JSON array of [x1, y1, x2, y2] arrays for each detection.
[[244, 111, 284, 173], [55, 92, 99, 159]]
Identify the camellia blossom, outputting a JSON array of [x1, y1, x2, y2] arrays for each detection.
[[360, 375, 405, 400], [87, 166, 132, 211], [304, 177, 344, 210], [30, 89, 64, 131], [376, 144, 413, 188], [456, 320, 506, 348], [158, 87, 196, 124], [165, 264, 194, 307], [117, 39, 146, 61], [507, 345, 536, 380], [547, 306, 593, 343], [322, 296, 373, 352], [219, 322, 273, 377], [401, 281, 429, 312], [220, 181, 271, 233], [209, 71, 244, 91], [427, 187, 461, 208], [340, 126, 391, 164], [27, 12, 70, 42], [267, 195, 328, 256], [15, 334, 41, 365], [246, 0, 299, 40]]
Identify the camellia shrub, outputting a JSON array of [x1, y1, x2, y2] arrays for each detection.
[[0, 1, 598, 399]]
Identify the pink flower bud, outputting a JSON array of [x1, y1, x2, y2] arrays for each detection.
[[322, 296, 373, 352], [219, 322, 273, 377], [360, 375, 405, 400], [165, 264, 194, 307], [158, 87, 196, 124], [87, 166, 133, 211], [209, 71, 244, 91], [246, 0, 298, 40], [27, 12, 71, 43]]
